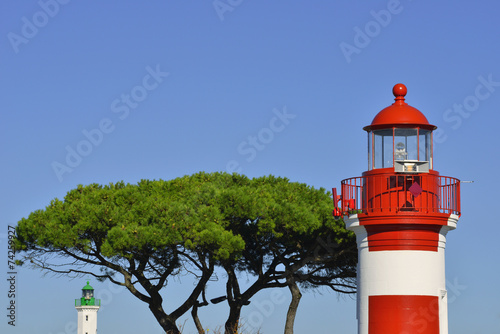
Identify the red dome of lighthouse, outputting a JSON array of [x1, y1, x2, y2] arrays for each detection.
[[363, 84, 437, 131]]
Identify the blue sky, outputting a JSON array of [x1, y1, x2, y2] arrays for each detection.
[[1, 1, 499, 333]]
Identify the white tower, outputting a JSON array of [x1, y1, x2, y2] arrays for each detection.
[[75, 281, 100, 334]]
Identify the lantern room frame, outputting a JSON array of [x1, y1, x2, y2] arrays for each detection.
[[367, 127, 433, 171]]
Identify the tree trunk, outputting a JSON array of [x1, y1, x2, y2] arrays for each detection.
[[224, 303, 242, 334], [191, 303, 205, 334], [223, 264, 243, 334], [149, 302, 181, 334], [284, 278, 302, 334]]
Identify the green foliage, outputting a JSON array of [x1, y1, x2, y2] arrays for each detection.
[[14, 172, 355, 333], [16, 173, 251, 261], [16, 171, 353, 271]]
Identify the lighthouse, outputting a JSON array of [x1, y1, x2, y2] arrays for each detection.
[[75, 281, 101, 334], [335, 84, 461, 333]]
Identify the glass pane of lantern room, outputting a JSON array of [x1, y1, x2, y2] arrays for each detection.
[[368, 132, 373, 170], [374, 132, 382, 169], [394, 128, 418, 161], [419, 130, 432, 168], [373, 129, 393, 168], [84, 290, 93, 299]]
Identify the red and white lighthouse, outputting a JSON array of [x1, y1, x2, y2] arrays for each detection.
[[336, 84, 461, 334]]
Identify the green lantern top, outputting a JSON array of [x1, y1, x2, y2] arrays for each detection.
[[82, 281, 94, 291], [75, 281, 100, 307]]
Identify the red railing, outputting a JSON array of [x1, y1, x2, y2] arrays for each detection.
[[340, 174, 460, 216]]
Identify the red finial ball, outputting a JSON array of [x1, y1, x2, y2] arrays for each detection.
[[393, 83, 407, 99]]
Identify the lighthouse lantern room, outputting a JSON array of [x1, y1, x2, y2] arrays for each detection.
[[365, 84, 435, 174], [334, 84, 461, 334]]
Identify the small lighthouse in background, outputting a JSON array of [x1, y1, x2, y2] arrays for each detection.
[[75, 281, 101, 334], [334, 84, 461, 333]]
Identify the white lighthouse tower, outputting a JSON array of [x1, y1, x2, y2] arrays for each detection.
[[75, 281, 101, 334]]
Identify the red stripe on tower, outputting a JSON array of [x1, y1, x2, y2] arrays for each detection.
[[369, 295, 440, 334], [366, 225, 441, 251]]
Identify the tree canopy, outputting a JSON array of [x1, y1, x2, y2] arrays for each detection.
[[15, 172, 356, 334]]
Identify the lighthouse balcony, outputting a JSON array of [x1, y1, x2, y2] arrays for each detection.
[[75, 298, 101, 307], [340, 172, 460, 217]]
